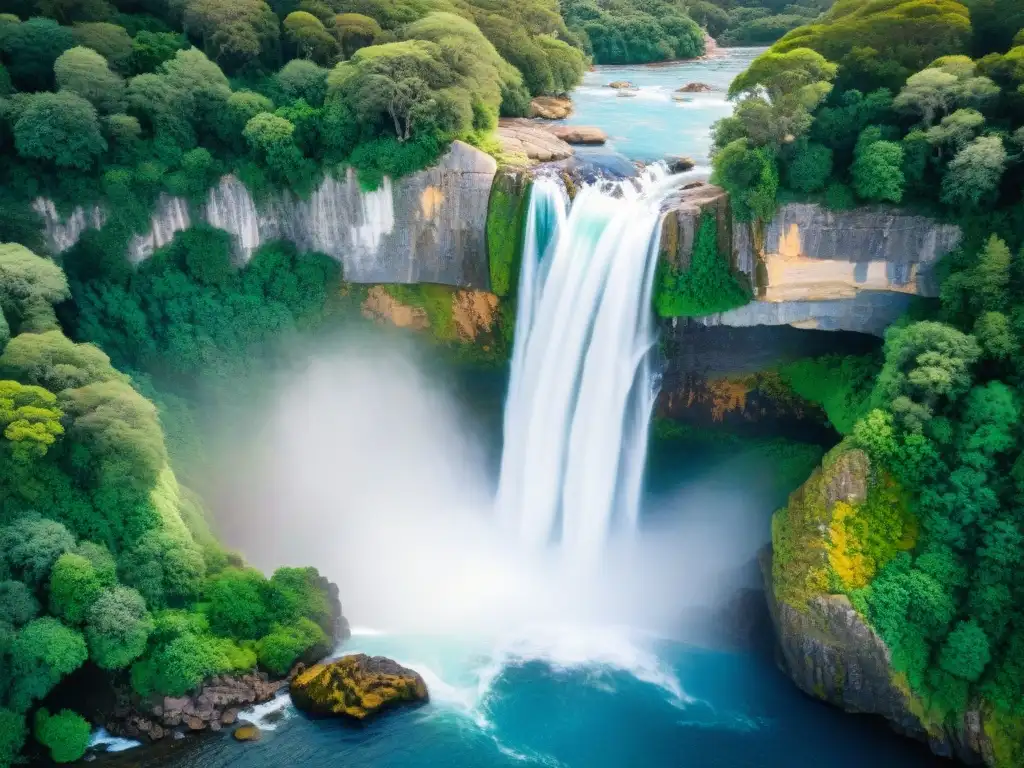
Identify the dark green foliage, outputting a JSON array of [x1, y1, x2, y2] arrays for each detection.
[[851, 137, 905, 203], [13, 91, 107, 170], [33, 709, 89, 764], [204, 567, 272, 639], [486, 176, 530, 298], [0, 517, 74, 587], [0, 17, 75, 91], [785, 141, 833, 192], [563, 0, 704, 65], [654, 212, 751, 317], [0, 581, 38, 628], [0, 709, 25, 768]]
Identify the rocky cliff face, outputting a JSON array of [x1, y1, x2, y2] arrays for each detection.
[[35, 141, 497, 290], [660, 195, 962, 336], [765, 445, 995, 765]]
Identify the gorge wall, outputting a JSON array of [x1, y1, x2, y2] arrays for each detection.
[[660, 186, 962, 337], [35, 141, 497, 290]]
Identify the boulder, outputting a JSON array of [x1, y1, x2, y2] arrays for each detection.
[[497, 119, 573, 162], [608, 80, 635, 89], [665, 155, 696, 173], [548, 126, 607, 145], [233, 724, 261, 742], [290, 654, 428, 721], [676, 82, 713, 93], [529, 96, 573, 120]]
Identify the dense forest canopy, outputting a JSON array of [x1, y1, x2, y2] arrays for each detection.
[[709, 0, 1024, 756]]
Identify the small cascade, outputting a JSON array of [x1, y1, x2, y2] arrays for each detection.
[[497, 167, 701, 563]]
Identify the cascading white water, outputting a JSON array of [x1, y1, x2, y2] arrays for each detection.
[[497, 167, 701, 563]]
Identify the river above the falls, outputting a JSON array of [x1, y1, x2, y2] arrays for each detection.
[[555, 47, 766, 164]]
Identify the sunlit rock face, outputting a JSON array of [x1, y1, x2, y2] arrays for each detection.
[[691, 202, 962, 336], [34, 141, 497, 290]]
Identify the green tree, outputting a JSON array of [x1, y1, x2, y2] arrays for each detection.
[[941, 135, 1007, 209], [85, 585, 153, 669], [0, 244, 69, 335], [786, 140, 833, 192], [333, 12, 381, 58], [0, 517, 75, 588], [0, 331, 124, 393], [0, 380, 64, 462], [275, 59, 329, 105], [711, 139, 779, 221], [0, 581, 38, 628], [54, 46, 126, 114], [183, 0, 280, 71], [8, 617, 87, 711], [0, 17, 75, 90], [33, 709, 90, 764], [204, 568, 271, 639], [0, 709, 26, 768], [939, 620, 991, 681], [13, 92, 107, 170], [48, 553, 102, 625], [284, 11, 338, 64], [72, 22, 133, 73], [243, 112, 312, 186], [129, 30, 188, 74], [255, 616, 328, 675], [851, 138, 904, 203]]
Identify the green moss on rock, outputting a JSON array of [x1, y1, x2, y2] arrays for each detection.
[[486, 171, 531, 299]]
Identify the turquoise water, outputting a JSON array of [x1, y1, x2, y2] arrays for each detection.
[[559, 48, 765, 164]]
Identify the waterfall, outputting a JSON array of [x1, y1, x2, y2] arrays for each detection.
[[497, 167, 697, 563]]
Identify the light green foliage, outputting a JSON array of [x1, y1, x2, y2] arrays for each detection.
[[0, 581, 38, 628], [256, 616, 328, 675], [925, 108, 984, 151], [71, 22, 133, 73], [333, 13, 381, 59], [654, 212, 751, 317], [711, 140, 779, 222], [33, 709, 90, 764], [0, 380, 64, 462], [0, 244, 69, 334], [8, 617, 87, 711], [941, 135, 1007, 209], [130, 630, 256, 696], [54, 46, 125, 114], [48, 553, 102, 625], [13, 91, 107, 170], [0, 709, 25, 768], [284, 11, 339, 65], [85, 585, 153, 669], [974, 312, 1015, 359]]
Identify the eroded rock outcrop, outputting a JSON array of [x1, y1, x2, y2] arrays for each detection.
[[668, 198, 963, 336], [548, 126, 607, 145], [764, 446, 995, 764], [34, 141, 496, 290], [529, 96, 573, 119], [497, 120, 574, 162], [290, 654, 428, 720]]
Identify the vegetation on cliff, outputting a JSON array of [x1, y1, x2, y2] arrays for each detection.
[[654, 211, 751, 317], [733, 0, 1024, 756], [0, 246, 339, 765]]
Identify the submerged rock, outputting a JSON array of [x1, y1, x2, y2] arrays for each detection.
[[233, 724, 261, 742], [665, 155, 696, 173], [529, 96, 573, 119], [676, 82, 713, 93], [290, 654, 428, 721], [607, 80, 635, 89]]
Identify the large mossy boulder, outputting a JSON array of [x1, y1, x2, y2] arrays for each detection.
[[290, 655, 428, 721]]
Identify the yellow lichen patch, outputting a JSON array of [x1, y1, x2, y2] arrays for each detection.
[[451, 290, 499, 341], [828, 501, 872, 591], [420, 186, 444, 219], [361, 286, 430, 330]]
